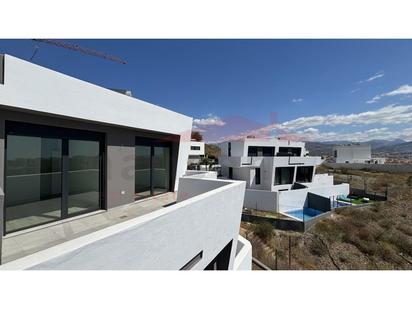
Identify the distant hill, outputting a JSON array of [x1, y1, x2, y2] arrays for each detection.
[[305, 139, 409, 157], [304, 142, 335, 156], [205, 144, 221, 158], [373, 141, 412, 155]]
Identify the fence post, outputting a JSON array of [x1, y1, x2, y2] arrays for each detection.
[[288, 236, 291, 270]]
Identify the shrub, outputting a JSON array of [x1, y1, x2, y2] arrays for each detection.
[[378, 218, 393, 230], [397, 224, 412, 237], [385, 230, 412, 256], [407, 176, 412, 187], [308, 239, 327, 257], [252, 221, 274, 241], [313, 219, 345, 242], [378, 241, 397, 262]]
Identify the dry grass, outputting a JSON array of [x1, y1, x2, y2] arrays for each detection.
[[242, 170, 412, 270]]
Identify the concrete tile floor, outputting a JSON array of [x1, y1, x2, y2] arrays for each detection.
[[1, 192, 177, 264]]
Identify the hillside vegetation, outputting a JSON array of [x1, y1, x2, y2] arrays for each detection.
[[242, 170, 412, 270]]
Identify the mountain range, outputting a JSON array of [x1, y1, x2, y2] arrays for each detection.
[[305, 139, 412, 156]]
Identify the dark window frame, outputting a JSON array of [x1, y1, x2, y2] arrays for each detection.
[[255, 168, 261, 185], [180, 251, 203, 270], [277, 147, 302, 157], [296, 166, 314, 183], [135, 136, 173, 200], [4, 121, 106, 235], [247, 146, 275, 157], [274, 166, 295, 185]]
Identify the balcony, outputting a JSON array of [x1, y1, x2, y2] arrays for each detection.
[[219, 155, 321, 168], [0, 174, 249, 270]]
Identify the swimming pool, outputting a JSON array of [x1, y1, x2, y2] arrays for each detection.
[[284, 208, 324, 221]]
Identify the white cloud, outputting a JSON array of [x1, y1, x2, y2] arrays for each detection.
[[302, 128, 319, 134], [280, 104, 412, 130], [358, 71, 384, 84], [350, 88, 360, 94], [366, 84, 412, 104], [213, 104, 412, 143], [297, 127, 412, 143], [193, 114, 226, 127], [292, 98, 303, 103]]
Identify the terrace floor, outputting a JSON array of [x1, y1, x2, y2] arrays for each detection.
[[1, 192, 177, 264]]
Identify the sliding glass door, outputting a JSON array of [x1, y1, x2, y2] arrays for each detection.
[[4, 121, 104, 234], [135, 138, 171, 200], [153, 146, 170, 195], [135, 145, 152, 200], [5, 135, 62, 232], [67, 140, 101, 216]]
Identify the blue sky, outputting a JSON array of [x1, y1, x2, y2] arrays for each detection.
[[1, 39, 412, 142]]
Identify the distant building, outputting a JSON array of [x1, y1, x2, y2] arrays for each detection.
[[218, 138, 349, 218], [188, 140, 205, 164], [333, 144, 386, 164]]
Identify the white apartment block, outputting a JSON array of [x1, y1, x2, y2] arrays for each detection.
[[219, 138, 349, 216], [333, 144, 386, 164], [188, 140, 205, 164], [0, 54, 251, 270]]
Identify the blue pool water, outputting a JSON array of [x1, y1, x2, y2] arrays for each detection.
[[284, 208, 324, 221]]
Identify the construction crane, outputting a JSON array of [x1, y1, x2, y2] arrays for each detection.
[[32, 39, 127, 64]]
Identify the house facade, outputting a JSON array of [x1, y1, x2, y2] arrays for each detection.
[[333, 144, 386, 164], [219, 138, 349, 216], [187, 140, 205, 164], [0, 54, 251, 270]]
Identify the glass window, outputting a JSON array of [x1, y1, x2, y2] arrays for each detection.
[[255, 168, 261, 185], [5, 135, 62, 233], [277, 147, 301, 157], [67, 140, 101, 216], [4, 121, 104, 234], [153, 146, 170, 195], [135, 145, 152, 200], [135, 141, 171, 200], [248, 146, 275, 157], [274, 167, 295, 185], [296, 166, 314, 183]]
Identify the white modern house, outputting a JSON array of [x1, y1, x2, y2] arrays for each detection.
[[219, 138, 349, 219], [333, 144, 386, 164], [188, 140, 205, 164], [0, 54, 251, 270]]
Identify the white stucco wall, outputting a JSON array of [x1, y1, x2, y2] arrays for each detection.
[[0, 177, 246, 270], [333, 145, 371, 163], [219, 138, 306, 158], [233, 235, 252, 270], [309, 174, 334, 186], [244, 189, 278, 212], [278, 183, 350, 213], [0, 55, 193, 191], [184, 170, 217, 179], [189, 141, 205, 156]]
